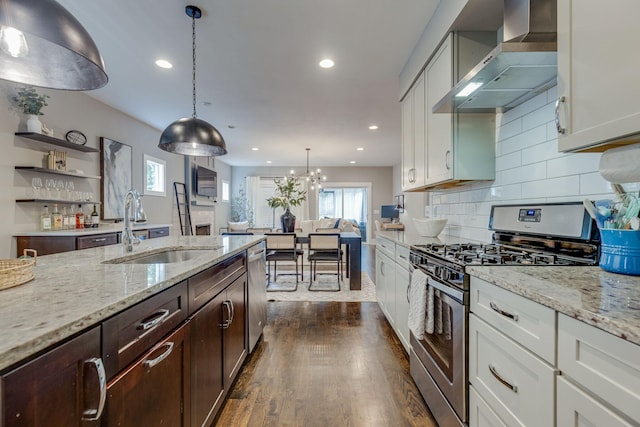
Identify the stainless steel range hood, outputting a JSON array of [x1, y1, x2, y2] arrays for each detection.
[[433, 0, 557, 113]]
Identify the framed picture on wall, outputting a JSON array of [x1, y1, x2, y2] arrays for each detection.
[[100, 137, 132, 220]]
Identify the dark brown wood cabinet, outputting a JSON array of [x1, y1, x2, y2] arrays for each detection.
[[1, 326, 105, 427], [105, 323, 190, 427], [190, 272, 247, 426], [16, 232, 119, 256], [148, 227, 170, 238]]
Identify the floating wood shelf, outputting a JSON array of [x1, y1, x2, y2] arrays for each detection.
[[15, 166, 101, 180], [16, 199, 101, 205], [15, 132, 99, 153]]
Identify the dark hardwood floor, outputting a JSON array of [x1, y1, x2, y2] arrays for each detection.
[[215, 299, 436, 426]]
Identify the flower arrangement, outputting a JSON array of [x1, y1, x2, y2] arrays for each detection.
[[14, 86, 50, 115], [266, 176, 307, 211]]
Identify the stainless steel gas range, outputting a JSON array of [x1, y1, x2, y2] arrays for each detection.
[[408, 202, 599, 427]]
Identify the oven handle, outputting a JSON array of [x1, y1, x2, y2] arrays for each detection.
[[426, 275, 464, 304]]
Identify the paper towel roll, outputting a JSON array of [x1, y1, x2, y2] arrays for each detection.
[[599, 143, 640, 183]]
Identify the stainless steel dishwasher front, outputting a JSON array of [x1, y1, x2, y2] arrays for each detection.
[[247, 241, 267, 352]]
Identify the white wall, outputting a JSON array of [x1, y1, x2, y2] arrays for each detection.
[[423, 86, 631, 243], [0, 82, 231, 257]]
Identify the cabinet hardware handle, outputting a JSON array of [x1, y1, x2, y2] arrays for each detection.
[[555, 96, 566, 135], [137, 308, 170, 330], [399, 254, 408, 260], [82, 357, 106, 421], [142, 342, 174, 368], [407, 282, 411, 303], [229, 299, 235, 325], [380, 261, 385, 276], [220, 301, 232, 328], [445, 150, 451, 170], [489, 363, 518, 393], [93, 238, 107, 242], [489, 301, 518, 321]]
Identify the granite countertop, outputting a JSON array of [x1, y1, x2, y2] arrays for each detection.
[[0, 234, 264, 371], [14, 223, 173, 237], [376, 230, 446, 248], [467, 265, 640, 347]]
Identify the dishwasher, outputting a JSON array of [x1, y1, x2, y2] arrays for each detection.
[[247, 241, 267, 352]]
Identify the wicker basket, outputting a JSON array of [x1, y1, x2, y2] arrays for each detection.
[[0, 249, 37, 290]]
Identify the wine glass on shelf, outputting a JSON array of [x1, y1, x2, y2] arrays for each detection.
[[31, 177, 42, 199], [65, 181, 74, 201], [55, 180, 64, 200], [45, 179, 55, 199]]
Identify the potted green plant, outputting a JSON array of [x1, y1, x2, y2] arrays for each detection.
[[14, 86, 50, 134], [266, 176, 307, 232]]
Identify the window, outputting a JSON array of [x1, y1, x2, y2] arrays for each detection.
[[221, 179, 230, 202], [144, 154, 166, 197]]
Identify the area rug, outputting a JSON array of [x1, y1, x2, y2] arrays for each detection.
[[266, 272, 377, 302]]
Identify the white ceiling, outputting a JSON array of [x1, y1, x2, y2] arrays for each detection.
[[56, 0, 441, 168]]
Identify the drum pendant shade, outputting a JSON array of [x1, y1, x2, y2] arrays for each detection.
[[158, 5, 227, 157], [0, 0, 108, 90]]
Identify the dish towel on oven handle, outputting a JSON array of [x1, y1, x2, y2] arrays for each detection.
[[408, 268, 428, 339]]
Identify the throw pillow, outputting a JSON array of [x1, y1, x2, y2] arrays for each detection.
[[228, 221, 249, 231]]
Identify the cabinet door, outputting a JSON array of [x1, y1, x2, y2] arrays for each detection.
[[426, 34, 453, 185], [377, 251, 396, 325], [106, 323, 190, 427], [394, 265, 410, 353], [190, 291, 225, 427], [76, 233, 118, 250], [401, 90, 414, 190], [412, 72, 426, 188], [557, 376, 634, 427], [2, 326, 104, 427], [223, 273, 248, 390], [557, 0, 640, 152]]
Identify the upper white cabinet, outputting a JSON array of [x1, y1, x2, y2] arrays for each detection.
[[401, 33, 495, 191], [401, 71, 426, 191], [557, 0, 640, 152]]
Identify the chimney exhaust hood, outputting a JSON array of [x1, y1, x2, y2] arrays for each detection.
[[433, 0, 557, 114]]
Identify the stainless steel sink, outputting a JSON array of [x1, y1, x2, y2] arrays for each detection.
[[104, 248, 220, 264]]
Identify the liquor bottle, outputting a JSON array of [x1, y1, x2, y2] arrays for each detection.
[[40, 205, 51, 231], [61, 206, 69, 230], [75, 204, 84, 229], [51, 204, 63, 231], [67, 205, 75, 230], [91, 204, 100, 228]]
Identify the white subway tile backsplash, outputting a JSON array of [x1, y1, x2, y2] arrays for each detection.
[[547, 153, 601, 178], [496, 151, 522, 171], [498, 124, 547, 155], [425, 87, 615, 244], [522, 175, 580, 198]]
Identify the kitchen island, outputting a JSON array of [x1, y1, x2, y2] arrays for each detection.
[[0, 233, 263, 371]]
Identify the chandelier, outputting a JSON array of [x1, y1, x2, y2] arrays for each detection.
[[290, 148, 327, 190]]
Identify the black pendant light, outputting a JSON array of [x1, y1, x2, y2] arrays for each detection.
[[158, 5, 227, 157], [0, 0, 107, 90]]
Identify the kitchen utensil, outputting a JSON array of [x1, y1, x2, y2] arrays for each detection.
[[583, 199, 597, 221]]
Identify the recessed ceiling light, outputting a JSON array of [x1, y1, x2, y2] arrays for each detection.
[[266, 160, 272, 164], [319, 58, 335, 69], [155, 59, 173, 69], [251, 147, 259, 151], [357, 147, 364, 151], [349, 160, 356, 164], [368, 125, 378, 130]]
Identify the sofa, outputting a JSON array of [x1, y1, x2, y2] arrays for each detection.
[[296, 218, 361, 236]]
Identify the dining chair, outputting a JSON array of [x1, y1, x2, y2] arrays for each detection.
[[307, 233, 342, 291], [265, 233, 304, 290]]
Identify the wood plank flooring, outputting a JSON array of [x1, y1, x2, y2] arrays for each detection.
[[215, 301, 436, 426]]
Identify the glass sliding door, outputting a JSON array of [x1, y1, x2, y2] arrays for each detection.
[[318, 185, 369, 242]]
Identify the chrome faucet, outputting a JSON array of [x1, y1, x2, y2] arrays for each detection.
[[122, 189, 141, 252]]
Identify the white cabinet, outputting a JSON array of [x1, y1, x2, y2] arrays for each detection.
[[557, 0, 640, 152], [558, 314, 640, 424], [375, 237, 396, 324], [557, 376, 635, 427], [469, 277, 557, 427], [401, 71, 426, 191], [426, 33, 495, 188], [394, 244, 411, 353]]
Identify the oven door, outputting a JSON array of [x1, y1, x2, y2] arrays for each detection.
[[411, 273, 467, 423]]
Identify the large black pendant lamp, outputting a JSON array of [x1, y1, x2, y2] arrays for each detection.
[[0, 0, 107, 90], [158, 5, 227, 157]]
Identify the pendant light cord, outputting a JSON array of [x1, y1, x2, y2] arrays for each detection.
[[192, 13, 197, 119]]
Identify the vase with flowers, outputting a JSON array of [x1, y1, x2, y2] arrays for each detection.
[[14, 86, 50, 134], [266, 176, 307, 232]]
